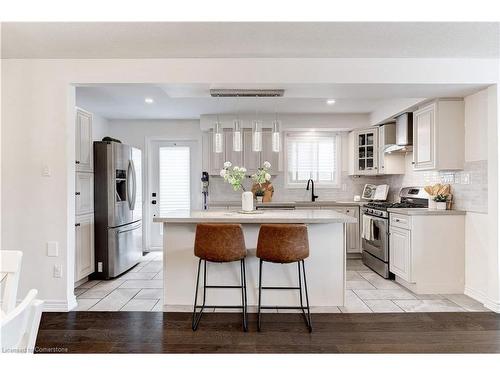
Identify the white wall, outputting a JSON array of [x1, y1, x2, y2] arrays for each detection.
[[462, 87, 500, 312], [90, 112, 109, 142], [1, 57, 498, 311], [107, 119, 201, 150]]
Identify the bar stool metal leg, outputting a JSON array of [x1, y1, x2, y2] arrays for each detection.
[[192, 259, 205, 331], [240, 259, 248, 332], [300, 260, 313, 332], [257, 259, 263, 332]]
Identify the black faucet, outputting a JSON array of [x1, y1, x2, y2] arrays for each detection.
[[306, 179, 319, 202]]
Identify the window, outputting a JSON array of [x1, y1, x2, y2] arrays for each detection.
[[285, 132, 340, 187], [159, 146, 191, 214]]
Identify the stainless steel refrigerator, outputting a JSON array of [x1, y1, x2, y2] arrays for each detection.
[[94, 141, 143, 279]]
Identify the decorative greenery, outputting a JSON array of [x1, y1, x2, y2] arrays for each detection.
[[251, 161, 272, 186], [433, 194, 448, 203], [220, 161, 247, 191], [255, 189, 265, 197]]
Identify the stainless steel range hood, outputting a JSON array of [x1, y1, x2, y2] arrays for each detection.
[[384, 112, 413, 153]]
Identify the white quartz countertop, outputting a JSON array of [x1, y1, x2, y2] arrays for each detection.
[[387, 208, 466, 216], [208, 200, 365, 208], [153, 209, 358, 224]]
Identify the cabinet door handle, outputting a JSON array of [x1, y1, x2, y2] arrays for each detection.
[[395, 219, 400, 222], [75, 160, 80, 164], [75, 192, 81, 196], [412, 161, 415, 165], [75, 223, 81, 227]]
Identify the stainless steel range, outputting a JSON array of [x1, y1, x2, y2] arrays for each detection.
[[361, 187, 428, 278]]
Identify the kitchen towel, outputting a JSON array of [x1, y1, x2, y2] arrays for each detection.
[[362, 215, 373, 241]]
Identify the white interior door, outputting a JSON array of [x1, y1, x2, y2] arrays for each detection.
[[148, 140, 200, 250]]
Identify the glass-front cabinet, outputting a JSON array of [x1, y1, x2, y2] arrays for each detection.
[[354, 128, 378, 175]]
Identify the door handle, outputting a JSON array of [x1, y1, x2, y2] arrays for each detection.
[[151, 200, 157, 205], [75, 192, 81, 196]]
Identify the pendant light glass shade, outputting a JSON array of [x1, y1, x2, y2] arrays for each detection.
[[232, 119, 242, 152], [252, 120, 262, 152], [213, 122, 223, 153], [272, 120, 280, 152]]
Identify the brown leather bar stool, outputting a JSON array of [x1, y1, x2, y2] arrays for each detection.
[[256, 224, 312, 332], [192, 223, 248, 331]]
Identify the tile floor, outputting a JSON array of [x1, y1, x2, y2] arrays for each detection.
[[73, 254, 490, 313]]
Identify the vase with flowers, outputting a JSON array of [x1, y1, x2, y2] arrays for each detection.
[[251, 161, 274, 203], [220, 161, 253, 211]]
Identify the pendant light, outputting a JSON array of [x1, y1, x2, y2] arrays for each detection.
[[213, 96, 223, 153], [233, 119, 242, 152], [252, 105, 262, 152], [252, 120, 262, 152], [272, 111, 281, 153], [233, 96, 242, 152], [214, 121, 223, 153]]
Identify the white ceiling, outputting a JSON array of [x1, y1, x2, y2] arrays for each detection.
[[3, 22, 499, 59], [75, 83, 488, 119]]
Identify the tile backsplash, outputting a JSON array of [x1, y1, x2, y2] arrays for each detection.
[[386, 155, 488, 213], [209, 153, 488, 214]]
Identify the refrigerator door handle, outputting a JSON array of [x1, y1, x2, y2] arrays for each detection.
[[128, 159, 137, 211]]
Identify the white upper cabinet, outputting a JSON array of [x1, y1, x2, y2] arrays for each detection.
[[75, 108, 93, 172], [207, 131, 225, 175], [243, 129, 261, 174], [348, 128, 379, 175], [261, 130, 280, 175], [224, 130, 243, 168], [412, 100, 464, 171]]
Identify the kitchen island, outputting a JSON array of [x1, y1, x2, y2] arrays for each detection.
[[153, 209, 357, 311]]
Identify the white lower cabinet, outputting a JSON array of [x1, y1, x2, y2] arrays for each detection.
[[75, 213, 95, 282], [389, 226, 412, 282], [333, 206, 361, 253], [388, 212, 465, 294]]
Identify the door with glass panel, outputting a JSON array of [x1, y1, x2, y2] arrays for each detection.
[[148, 140, 199, 250], [355, 129, 378, 175]]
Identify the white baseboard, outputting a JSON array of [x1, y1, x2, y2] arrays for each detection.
[[42, 297, 77, 312], [464, 286, 500, 313]]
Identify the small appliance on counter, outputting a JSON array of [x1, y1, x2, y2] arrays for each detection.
[[361, 184, 389, 201], [201, 172, 209, 210], [361, 186, 428, 278]]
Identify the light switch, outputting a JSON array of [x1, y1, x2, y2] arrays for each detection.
[[47, 241, 59, 257], [42, 165, 51, 177]]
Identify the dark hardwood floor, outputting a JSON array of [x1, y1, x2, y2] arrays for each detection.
[[35, 311, 500, 353]]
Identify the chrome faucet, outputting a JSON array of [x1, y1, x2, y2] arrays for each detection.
[[306, 179, 319, 202]]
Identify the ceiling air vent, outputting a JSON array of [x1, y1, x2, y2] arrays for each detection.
[[209, 89, 285, 97]]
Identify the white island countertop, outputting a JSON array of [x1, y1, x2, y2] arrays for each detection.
[[153, 209, 357, 224]]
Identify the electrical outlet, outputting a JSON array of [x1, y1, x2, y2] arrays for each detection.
[[53, 264, 63, 278], [47, 241, 59, 257], [342, 183, 347, 192], [98, 262, 103, 272]]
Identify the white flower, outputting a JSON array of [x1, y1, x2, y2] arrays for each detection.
[[223, 161, 232, 168], [263, 161, 271, 169], [265, 173, 271, 181], [219, 169, 227, 178], [241, 167, 247, 173], [233, 166, 239, 171]]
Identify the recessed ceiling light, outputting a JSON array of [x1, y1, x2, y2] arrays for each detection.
[[145, 98, 154, 104], [326, 99, 336, 105]]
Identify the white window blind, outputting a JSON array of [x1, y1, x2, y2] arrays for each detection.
[[159, 146, 191, 214], [286, 133, 340, 187]]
